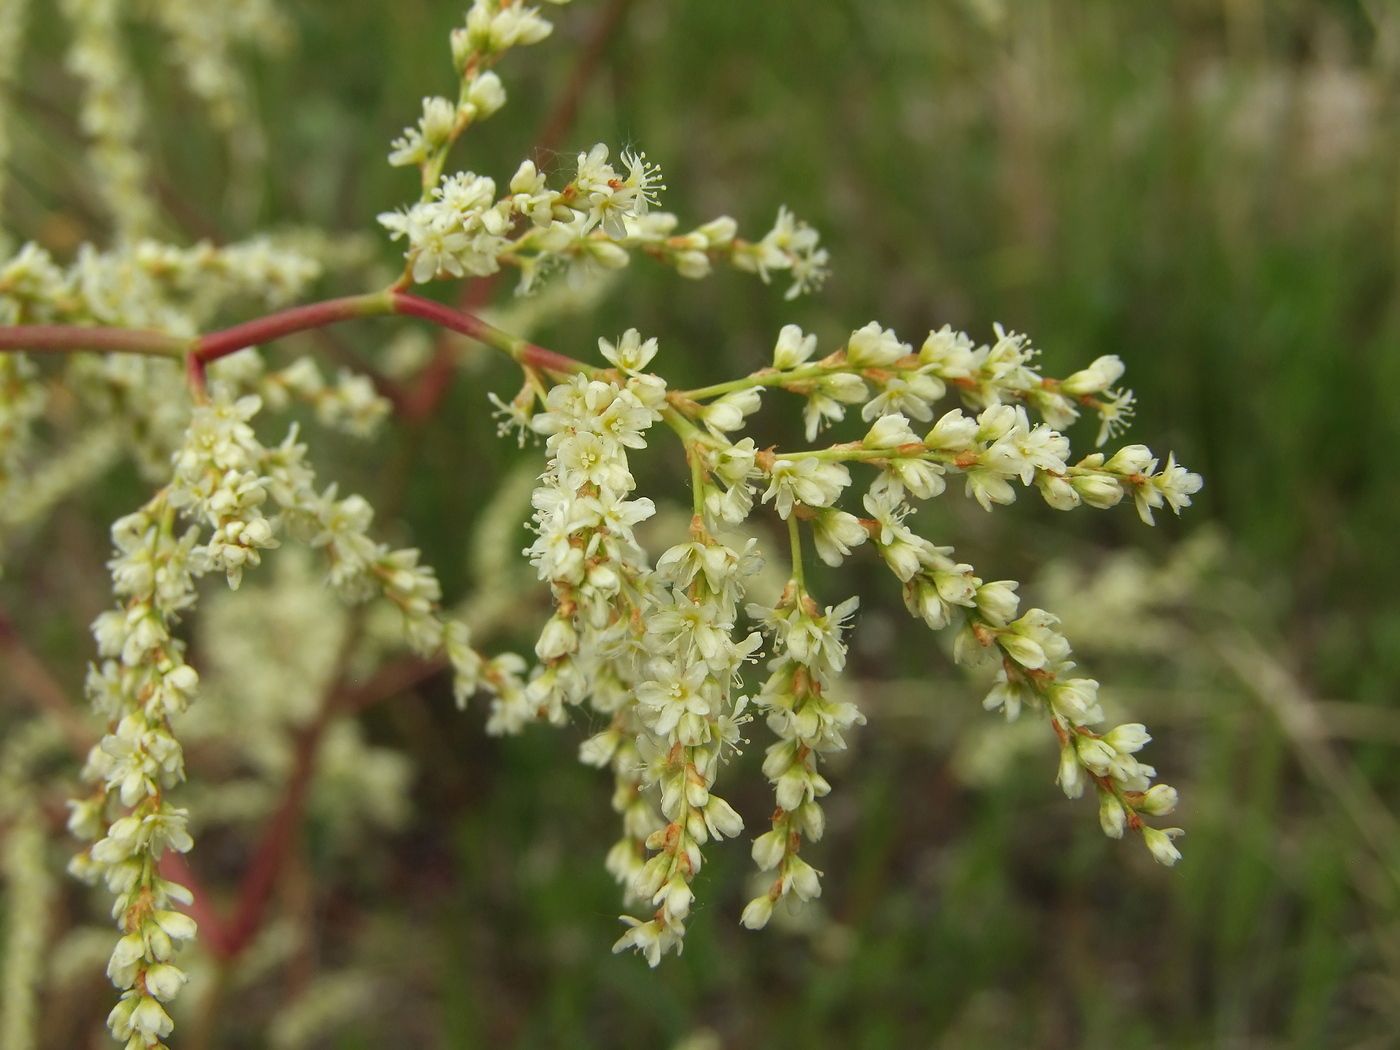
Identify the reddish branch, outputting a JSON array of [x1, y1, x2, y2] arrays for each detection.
[[392, 292, 589, 376], [215, 718, 324, 957], [0, 325, 186, 357], [0, 288, 589, 377], [193, 292, 397, 365]]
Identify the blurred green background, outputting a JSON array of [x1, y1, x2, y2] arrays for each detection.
[[11, 0, 1400, 1047]]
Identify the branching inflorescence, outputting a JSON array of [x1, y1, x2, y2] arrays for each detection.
[[0, 1, 1199, 1045]]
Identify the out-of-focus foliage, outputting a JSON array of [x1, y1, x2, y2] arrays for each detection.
[[3, 1, 1399, 1047]]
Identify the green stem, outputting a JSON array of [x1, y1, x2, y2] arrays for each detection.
[[777, 445, 959, 467], [688, 444, 706, 518], [680, 362, 833, 402], [787, 514, 806, 588]]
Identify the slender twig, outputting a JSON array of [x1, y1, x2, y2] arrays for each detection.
[[193, 291, 396, 365], [0, 288, 591, 383], [0, 325, 187, 358], [217, 716, 325, 957], [390, 292, 591, 376]]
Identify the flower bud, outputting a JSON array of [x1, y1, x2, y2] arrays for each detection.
[[1036, 472, 1080, 510], [751, 830, 787, 871], [846, 322, 907, 367], [925, 408, 977, 450], [1098, 793, 1126, 838], [864, 414, 918, 449], [1142, 826, 1184, 866], [1104, 723, 1151, 754], [741, 894, 774, 930], [1070, 473, 1124, 509], [534, 615, 577, 662], [465, 71, 506, 120], [975, 581, 1020, 626], [143, 963, 188, 1002], [785, 856, 823, 900], [1104, 444, 1156, 475], [1057, 745, 1085, 799], [773, 324, 817, 370], [999, 632, 1046, 670], [1138, 783, 1179, 816], [1060, 355, 1125, 397], [697, 216, 738, 247]]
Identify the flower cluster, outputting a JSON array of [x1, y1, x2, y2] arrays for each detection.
[[730, 206, 831, 301], [482, 309, 1196, 962], [689, 320, 1140, 451], [0, 2, 1212, 1037], [59, 387, 522, 1049], [742, 584, 863, 928], [386, 0, 569, 193], [67, 486, 204, 1050], [376, 2, 827, 303], [647, 319, 1197, 924], [959, 591, 1184, 864]]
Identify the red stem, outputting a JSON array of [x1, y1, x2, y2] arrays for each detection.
[[0, 325, 186, 357], [194, 292, 393, 364], [217, 721, 324, 957], [390, 291, 592, 376]]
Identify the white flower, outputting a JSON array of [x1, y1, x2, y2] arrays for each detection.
[[1140, 784, 1179, 816], [599, 328, 659, 374], [1104, 444, 1156, 476], [802, 393, 844, 441], [762, 458, 851, 518], [810, 509, 869, 567], [701, 389, 762, 436], [143, 963, 188, 1002], [975, 580, 1020, 626], [963, 468, 1017, 511], [1150, 452, 1203, 519], [1142, 826, 1184, 866], [1071, 471, 1124, 509], [925, 408, 978, 450], [918, 325, 978, 372], [740, 894, 775, 930], [861, 372, 945, 422], [773, 324, 818, 370], [1057, 744, 1085, 799], [863, 414, 920, 449], [845, 322, 908, 368], [464, 71, 506, 120], [1099, 795, 1127, 839], [1061, 355, 1126, 397]]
